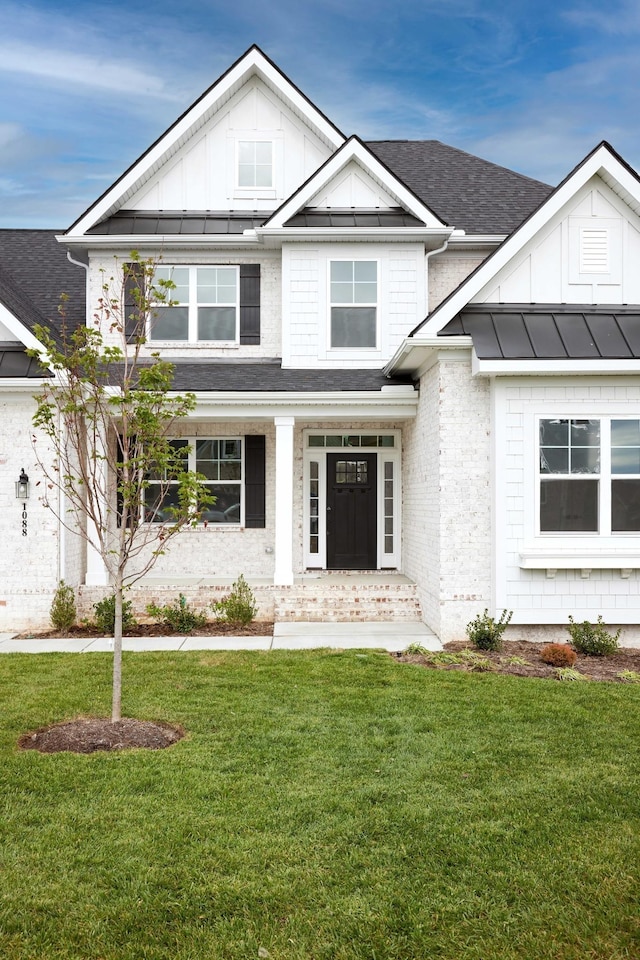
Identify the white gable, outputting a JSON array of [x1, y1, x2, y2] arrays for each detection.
[[308, 160, 399, 209], [477, 175, 640, 305], [127, 75, 333, 213], [66, 47, 345, 236]]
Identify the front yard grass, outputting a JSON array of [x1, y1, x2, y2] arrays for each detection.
[[1, 650, 639, 960]]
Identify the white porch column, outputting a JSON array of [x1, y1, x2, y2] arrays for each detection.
[[274, 415, 295, 586]]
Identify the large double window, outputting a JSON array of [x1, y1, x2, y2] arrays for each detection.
[[538, 418, 640, 533], [151, 266, 238, 342], [144, 438, 242, 524], [330, 260, 377, 348]]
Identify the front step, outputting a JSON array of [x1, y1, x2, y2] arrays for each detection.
[[275, 576, 423, 623]]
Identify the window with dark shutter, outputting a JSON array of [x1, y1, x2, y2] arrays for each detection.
[[239, 264, 261, 344], [244, 434, 266, 527], [123, 261, 146, 344]]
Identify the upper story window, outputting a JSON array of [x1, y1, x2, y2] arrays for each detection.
[[538, 418, 640, 534], [330, 260, 377, 349], [151, 266, 238, 342], [238, 140, 273, 189]]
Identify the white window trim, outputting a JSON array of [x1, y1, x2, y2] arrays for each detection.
[[302, 430, 401, 569], [327, 258, 381, 355], [236, 138, 273, 191], [150, 265, 240, 346], [144, 436, 244, 527], [535, 415, 640, 539]]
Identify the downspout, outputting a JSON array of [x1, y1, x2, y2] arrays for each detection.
[[383, 233, 452, 376]]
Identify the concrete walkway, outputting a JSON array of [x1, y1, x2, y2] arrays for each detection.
[[0, 621, 441, 654]]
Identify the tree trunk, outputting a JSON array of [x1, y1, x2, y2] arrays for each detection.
[[112, 579, 123, 722]]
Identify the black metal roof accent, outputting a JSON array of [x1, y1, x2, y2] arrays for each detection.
[[0, 345, 49, 377], [439, 304, 640, 359], [283, 207, 425, 228], [109, 359, 415, 393], [87, 211, 269, 235], [0, 230, 85, 345], [366, 140, 552, 236]]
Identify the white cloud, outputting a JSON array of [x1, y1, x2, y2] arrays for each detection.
[[0, 42, 178, 99]]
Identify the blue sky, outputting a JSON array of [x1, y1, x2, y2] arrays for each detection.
[[1, 0, 638, 228]]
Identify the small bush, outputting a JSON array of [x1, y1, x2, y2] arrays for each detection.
[[466, 608, 513, 651], [555, 667, 588, 682], [50, 580, 77, 632], [213, 574, 257, 626], [567, 616, 620, 657], [93, 595, 137, 636], [540, 643, 577, 667], [146, 594, 207, 634], [404, 642, 430, 655], [617, 670, 640, 683]]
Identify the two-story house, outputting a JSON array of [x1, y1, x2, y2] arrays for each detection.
[[2, 45, 640, 641]]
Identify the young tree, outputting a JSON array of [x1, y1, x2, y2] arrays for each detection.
[[30, 254, 211, 721]]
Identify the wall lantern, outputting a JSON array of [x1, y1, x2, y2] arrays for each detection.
[[16, 468, 29, 537], [15, 468, 30, 501]]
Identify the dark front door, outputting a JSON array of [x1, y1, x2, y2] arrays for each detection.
[[326, 453, 377, 569]]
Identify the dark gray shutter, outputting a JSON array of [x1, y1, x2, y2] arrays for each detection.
[[239, 264, 260, 344], [123, 261, 145, 344], [244, 434, 265, 528]]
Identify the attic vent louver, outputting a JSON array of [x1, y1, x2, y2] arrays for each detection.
[[580, 228, 609, 273]]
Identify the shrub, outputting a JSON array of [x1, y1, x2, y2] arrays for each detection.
[[213, 574, 257, 626], [567, 616, 620, 657], [617, 670, 640, 683], [404, 642, 430, 655], [466, 608, 513, 651], [555, 667, 588, 682], [50, 580, 77, 632], [93, 595, 137, 636], [146, 594, 207, 634], [540, 643, 577, 667]]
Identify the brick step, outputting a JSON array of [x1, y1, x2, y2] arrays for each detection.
[[274, 581, 422, 623]]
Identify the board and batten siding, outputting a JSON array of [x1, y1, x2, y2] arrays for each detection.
[[476, 176, 640, 306], [282, 243, 425, 368], [124, 77, 332, 213], [494, 377, 640, 633]]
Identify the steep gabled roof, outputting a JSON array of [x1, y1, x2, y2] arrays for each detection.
[[262, 136, 449, 241], [66, 45, 346, 238], [367, 140, 552, 235]]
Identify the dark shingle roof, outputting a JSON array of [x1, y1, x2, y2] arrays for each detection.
[[367, 140, 552, 235], [0, 230, 85, 341], [113, 360, 414, 393], [87, 211, 268, 235], [440, 304, 640, 359], [284, 208, 424, 228]]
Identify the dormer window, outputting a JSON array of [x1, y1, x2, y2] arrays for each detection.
[[238, 141, 273, 189]]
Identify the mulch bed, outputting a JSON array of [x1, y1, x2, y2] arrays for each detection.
[[18, 717, 185, 754], [394, 639, 640, 682], [16, 621, 274, 639]]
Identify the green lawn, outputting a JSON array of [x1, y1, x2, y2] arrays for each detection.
[[1, 650, 638, 960]]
